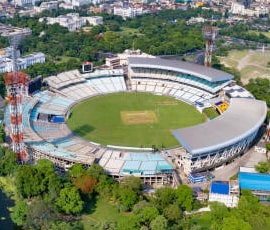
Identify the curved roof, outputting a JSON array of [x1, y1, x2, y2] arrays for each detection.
[[128, 57, 234, 82], [173, 98, 267, 156]]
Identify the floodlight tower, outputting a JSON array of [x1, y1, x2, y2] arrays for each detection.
[[202, 26, 218, 67], [3, 28, 31, 162]]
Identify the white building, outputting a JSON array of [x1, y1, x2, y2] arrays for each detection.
[[34, 1, 58, 13], [14, 0, 36, 7], [230, 2, 246, 15], [62, 0, 91, 8], [105, 49, 155, 69], [208, 181, 239, 208], [87, 16, 103, 26], [0, 49, 45, 73], [230, 1, 269, 17], [40, 14, 103, 32], [113, 7, 147, 19]]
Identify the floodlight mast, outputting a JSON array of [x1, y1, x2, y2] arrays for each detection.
[[202, 26, 218, 67], [2, 28, 31, 162]]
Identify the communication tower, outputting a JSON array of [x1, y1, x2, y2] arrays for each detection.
[[2, 28, 31, 162], [202, 26, 218, 67]]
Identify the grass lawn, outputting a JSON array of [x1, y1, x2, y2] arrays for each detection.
[[81, 199, 128, 230], [218, 49, 270, 84], [186, 212, 212, 230], [67, 93, 205, 148], [202, 107, 219, 119]]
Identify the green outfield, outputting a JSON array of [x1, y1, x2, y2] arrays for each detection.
[[67, 93, 205, 148]]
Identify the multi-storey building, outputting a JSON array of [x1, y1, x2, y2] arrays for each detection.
[[14, 0, 36, 7], [113, 6, 147, 18], [40, 13, 103, 31]]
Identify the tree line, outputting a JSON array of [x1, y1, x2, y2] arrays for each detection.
[[1, 147, 270, 229]]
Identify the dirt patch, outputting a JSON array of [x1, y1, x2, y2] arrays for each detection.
[[121, 111, 158, 125], [157, 101, 178, 106]]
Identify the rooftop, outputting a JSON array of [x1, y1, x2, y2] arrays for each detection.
[[128, 57, 234, 82], [173, 98, 267, 156], [239, 172, 270, 192], [211, 181, 230, 195]]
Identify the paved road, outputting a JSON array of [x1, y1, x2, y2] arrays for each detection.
[[213, 147, 267, 181]]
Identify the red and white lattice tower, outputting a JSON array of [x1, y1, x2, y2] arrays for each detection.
[[2, 28, 31, 162], [4, 72, 30, 161], [202, 26, 218, 67]]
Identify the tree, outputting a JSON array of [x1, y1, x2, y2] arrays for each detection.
[[119, 188, 138, 211], [164, 203, 183, 224], [0, 147, 17, 176], [10, 200, 28, 226], [25, 199, 57, 230], [175, 185, 194, 211], [266, 142, 270, 151], [87, 163, 106, 180], [133, 200, 153, 215], [69, 163, 86, 178], [150, 215, 168, 230], [15, 164, 43, 198], [246, 78, 270, 107], [35, 159, 55, 175], [238, 190, 260, 222], [136, 206, 159, 227], [210, 202, 229, 230], [154, 187, 176, 211], [0, 125, 5, 143], [73, 174, 97, 195], [56, 187, 84, 214], [255, 161, 269, 173], [120, 176, 143, 195], [221, 215, 252, 230]]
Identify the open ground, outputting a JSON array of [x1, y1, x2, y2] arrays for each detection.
[[67, 93, 205, 148], [218, 49, 270, 84]]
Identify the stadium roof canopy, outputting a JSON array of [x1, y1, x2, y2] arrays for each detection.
[[173, 98, 267, 156], [128, 57, 234, 82]]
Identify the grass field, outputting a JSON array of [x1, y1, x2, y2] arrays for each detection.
[[67, 93, 205, 148], [81, 199, 128, 230], [218, 49, 270, 84], [202, 107, 219, 119]]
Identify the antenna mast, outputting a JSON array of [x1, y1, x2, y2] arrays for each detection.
[[2, 27, 31, 162], [202, 26, 218, 67]]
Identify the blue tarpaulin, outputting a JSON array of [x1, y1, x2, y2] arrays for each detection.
[[211, 181, 229, 195]]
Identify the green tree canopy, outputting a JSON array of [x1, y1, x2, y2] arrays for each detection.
[[0, 147, 17, 176], [221, 215, 252, 230], [56, 187, 84, 214], [150, 215, 168, 230], [210, 202, 229, 230], [154, 187, 176, 211], [120, 176, 143, 195], [255, 161, 269, 173], [10, 200, 28, 226], [119, 188, 138, 211], [175, 185, 194, 211]]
